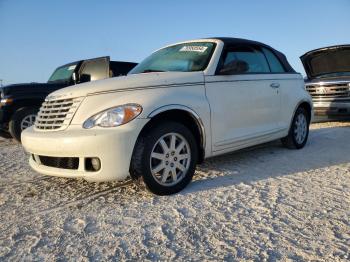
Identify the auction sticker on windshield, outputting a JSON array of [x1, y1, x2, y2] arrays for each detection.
[[180, 46, 208, 53]]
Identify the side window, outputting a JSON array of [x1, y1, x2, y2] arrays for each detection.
[[80, 59, 109, 81], [262, 47, 286, 73], [219, 46, 270, 74]]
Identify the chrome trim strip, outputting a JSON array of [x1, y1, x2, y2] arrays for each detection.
[[206, 78, 300, 84], [305, 80, 350, 86], [213, 128, 286, 153], [214, 127, 286, 148], [87, 82, 205, 96]]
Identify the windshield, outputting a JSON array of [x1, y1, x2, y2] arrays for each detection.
[[129, 42, 216, 74], [48, 64, 77, 82]]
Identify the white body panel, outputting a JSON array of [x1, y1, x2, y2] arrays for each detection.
[[22, 120, 148, 182], [205, 74, 282, 153], [21, 38, 313, 182]]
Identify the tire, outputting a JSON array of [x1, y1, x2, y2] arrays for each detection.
[[281, 107, 309, 149], [9, 107, 38, 142], [130, 121, 198, 195]]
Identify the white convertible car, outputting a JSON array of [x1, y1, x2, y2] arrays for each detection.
[[22, 38, 313, 195]]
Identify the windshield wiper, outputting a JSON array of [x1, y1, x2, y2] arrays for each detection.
[[141, 69, 166, 73]]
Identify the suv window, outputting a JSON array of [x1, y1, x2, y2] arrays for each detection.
[[220, 46, 270, 74], [262, 47, 286, 73], [80, 59, 108, 81]]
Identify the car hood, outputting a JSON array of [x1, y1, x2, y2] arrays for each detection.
[[300, 45, 350, 79], [1, 82, 68, 96], [47, 71, 205, 100]]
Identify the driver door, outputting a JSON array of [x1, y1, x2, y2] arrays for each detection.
[[78, 56, 110, 82], [205, 45, 281, 153]]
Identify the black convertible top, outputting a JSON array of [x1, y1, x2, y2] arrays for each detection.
[[209, 37, 296, 73]]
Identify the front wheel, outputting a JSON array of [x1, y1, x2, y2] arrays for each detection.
[[281, 107, 309, 149], [9, 107, 38, 142], [130, 121, 198, 195]]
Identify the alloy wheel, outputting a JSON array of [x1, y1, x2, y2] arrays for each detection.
[[294, 113, 307, 144], [20, 114, 36, 130], [150, 132, 191, 186]]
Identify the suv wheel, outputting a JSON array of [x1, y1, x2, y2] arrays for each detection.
[[130, 121, 198, 195], [281, 107, 309, 149], [9, 107, 38, 142]]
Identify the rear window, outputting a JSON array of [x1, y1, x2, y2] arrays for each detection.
[[262, 48, 286, 73]]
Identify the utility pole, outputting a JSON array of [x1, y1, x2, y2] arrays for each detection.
[[0, 79, 3, 87]]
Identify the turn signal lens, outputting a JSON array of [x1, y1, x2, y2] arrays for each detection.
[[0, 98, 13, 105]]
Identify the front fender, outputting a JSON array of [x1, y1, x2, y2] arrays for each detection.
[[71, 84, 212, 157]]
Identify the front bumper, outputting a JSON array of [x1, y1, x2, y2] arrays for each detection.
[[21, 119, 149, 182], [0, 106, 12, 128], [313, 101, 350, 117]]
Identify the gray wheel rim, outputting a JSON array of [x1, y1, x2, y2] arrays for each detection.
[[294, 113, 307, 144], [20, 114, 36, 130], [150, 132, 191, 187]]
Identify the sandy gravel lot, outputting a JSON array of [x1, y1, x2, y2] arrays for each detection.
[[0, 122, 349, 261]]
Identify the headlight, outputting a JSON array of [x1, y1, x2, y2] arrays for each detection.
[[83, 104, 142, 129], [0, 98, 13, 105]]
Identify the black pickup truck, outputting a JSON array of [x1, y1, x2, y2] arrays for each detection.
[[0, 57, 137, 141]]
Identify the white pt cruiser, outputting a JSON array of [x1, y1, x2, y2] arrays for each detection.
[[22, 38, 313, 195]]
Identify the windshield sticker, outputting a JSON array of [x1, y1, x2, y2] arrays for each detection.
[[68, 65, 76, 70], [180, 46, 208, 53]]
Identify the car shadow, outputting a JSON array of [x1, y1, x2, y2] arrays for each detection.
[[181, 124, 350, 195], [0, 130, 11, 139], [3, 124, 349, 218]]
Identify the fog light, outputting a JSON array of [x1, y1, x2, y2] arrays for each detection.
[[85, 157, 101, 171]]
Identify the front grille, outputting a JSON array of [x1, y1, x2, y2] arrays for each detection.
[[35, 97, 83, 131], [38, 156, 79, 170], [306, 82, 350, 98]]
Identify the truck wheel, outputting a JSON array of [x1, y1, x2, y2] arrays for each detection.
[[9, 107, 38, 142], [130, 121, 198, 195], [281, 107, 309, 149]]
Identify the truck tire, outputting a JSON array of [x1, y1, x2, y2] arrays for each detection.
[[130, 121, 198, 195], [281, 107, 309, 149], [9, 107, 38, 142]]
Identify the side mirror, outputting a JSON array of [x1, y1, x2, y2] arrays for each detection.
[[219, 60, 249, 75], [79, 74, 91, 83]]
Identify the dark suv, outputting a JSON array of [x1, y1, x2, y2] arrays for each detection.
[[301, 45, 350, 120], [0, 57, 136, 141]]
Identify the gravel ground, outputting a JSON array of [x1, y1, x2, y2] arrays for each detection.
[[0, 122, 349, 261]]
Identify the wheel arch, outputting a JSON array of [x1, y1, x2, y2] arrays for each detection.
[[139, 105, 206, 163], [296, 100, 312, 123], [289, 100, 313, 129]]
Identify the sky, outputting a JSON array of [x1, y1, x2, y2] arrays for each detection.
[[0, 0, 349, 85]]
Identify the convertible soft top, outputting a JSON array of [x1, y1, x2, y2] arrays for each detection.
[[209, 37, 296, 73]]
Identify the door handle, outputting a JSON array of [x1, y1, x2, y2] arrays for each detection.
[[270, 83, 280, 88]]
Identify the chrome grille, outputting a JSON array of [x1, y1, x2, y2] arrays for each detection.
[[306, 83, 350, 98], [35, 97, 83, 131]]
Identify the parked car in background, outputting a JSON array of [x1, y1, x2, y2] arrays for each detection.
[[0, 57, 137, 141], [301, 45, 350, 120], [22, 37, 312, 195]]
